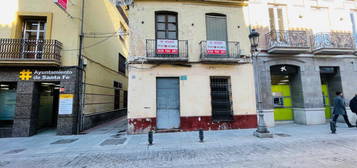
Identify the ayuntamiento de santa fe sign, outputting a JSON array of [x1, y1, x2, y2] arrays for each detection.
[[53, 0, 68, 10]]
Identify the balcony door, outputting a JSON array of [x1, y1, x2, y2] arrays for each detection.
[[268, 7, 287, 45], [155, 12, 178, 56], [22, 19, 46, 59], [206, 13, 228, 57]]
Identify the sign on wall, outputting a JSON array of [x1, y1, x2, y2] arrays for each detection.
[[156, 40, 178, 54], [18, 69, 73, 81], [54, 0, 68, 10], [59, 94, 74, 115], [207, 41, 227, 55]]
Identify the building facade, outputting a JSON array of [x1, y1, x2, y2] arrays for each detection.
[[248, 0, 357, 126], [0, 0, 129, 137], [127, 0, 257, 134]]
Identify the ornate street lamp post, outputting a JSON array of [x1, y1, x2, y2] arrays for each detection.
[[249, 29, 273, 138]]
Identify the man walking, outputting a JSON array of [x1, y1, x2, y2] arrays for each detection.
[[330, 91, 354, 134]]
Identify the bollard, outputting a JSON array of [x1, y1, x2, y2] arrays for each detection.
[[148, 130, 153, 145], [199, 129, 204, 142]]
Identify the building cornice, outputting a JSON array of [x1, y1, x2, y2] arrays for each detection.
[[134, 0, 248, 6]]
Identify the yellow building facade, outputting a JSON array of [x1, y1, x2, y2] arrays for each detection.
[[127, 0, 257, 134], [0, 0, 128, 137]]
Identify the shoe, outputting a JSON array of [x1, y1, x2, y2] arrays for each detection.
[[348, 125, 355, 128]]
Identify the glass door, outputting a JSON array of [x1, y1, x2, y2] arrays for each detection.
[[22, 19, 46, 59]]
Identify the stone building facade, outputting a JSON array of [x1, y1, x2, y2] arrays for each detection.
[[248, 0, 357, 126]]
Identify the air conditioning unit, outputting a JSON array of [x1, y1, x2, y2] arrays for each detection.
[[114, 0, 133, 6]]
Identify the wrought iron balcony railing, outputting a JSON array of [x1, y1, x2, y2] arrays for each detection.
[[146, 39, 188, 62], [0, 39, 62, 64], [311, 32, 354, 53], [265, 30, 310, 52], [200, 41, 244, 63]]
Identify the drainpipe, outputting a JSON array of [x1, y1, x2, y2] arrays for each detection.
[[76, 0, 85, 134]]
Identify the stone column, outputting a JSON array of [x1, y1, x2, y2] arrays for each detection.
[[57, 80, 79, 135], [293, 63, 325, 125], [12, 82, 39, 137]]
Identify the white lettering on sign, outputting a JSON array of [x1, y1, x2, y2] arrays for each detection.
[[156, 40, 178, 54], [59, 94, 74, 115], [207, 41, 227, 55]]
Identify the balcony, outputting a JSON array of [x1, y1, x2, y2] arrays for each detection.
[[311, 32, 354, 55], [145, 39, 188, 63], [0, 39, 62, 66], [266, 31, 310, 54], [200, 41, 246, 63]]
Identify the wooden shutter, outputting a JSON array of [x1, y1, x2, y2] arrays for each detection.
[[269, 8, 277, 39]]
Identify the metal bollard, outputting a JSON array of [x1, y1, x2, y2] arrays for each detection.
[[148, 130, 153, 145], [199, 129, 204, 142]]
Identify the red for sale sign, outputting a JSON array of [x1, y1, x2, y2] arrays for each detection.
[[207, 41, 227, 55], [156, 40, 178, 54], [54, 0, 68, 10]]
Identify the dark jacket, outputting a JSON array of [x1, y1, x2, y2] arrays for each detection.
[[333, 96, 347, 115], [350, 96, 357, 113]]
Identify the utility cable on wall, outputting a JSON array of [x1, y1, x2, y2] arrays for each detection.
[[62, 32, 117, 51]]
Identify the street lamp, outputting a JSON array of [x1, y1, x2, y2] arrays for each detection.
[[249, 29, 273, 138]]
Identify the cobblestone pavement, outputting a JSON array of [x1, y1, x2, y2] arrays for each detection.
[[1, 119, 357, 168]]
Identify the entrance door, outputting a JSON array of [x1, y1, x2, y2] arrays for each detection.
[[156, 78, 180, 129], [321, 84, 331, 119], [37, 83, 59, 131], [272, 84, 293, 121]]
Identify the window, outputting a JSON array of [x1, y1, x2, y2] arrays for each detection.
[[268, 7, 286, 32], [206, 13, 228, 42], [22, 18, 46, 59], [210, 77, 233, 121], [119, 54, 126, 74], [119, 22, 127, 41], [350, 11, 357, 46], [0, 83, 17, 128], [123, 91, 128, 108], [155, 12, 178, 39], [268, 7, 287, 40], [114, 81, 121, 110]]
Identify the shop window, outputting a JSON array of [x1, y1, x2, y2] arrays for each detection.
[[0, 83, 17, 127], [210, 77, 233, 121]]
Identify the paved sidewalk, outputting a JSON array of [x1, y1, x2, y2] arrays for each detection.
[[1, 120, 357, 168]]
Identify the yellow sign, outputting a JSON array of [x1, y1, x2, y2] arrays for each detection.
[[19, 69, 32, 80], [60, 94, 74, 99], [59, 94, 74, 115]]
